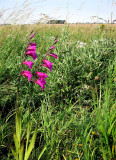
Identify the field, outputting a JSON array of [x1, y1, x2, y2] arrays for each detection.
[[0, 24, 116, 160]]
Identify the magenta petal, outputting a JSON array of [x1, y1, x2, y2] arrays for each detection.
[[25, 51, 37, 61], [50, 53, 57, 58], [30, 34, 34, 39], [27, 46, 36, 50], [34, 79, 45, 91], [34, 72, 48, 90], [42, 64, 50, 71], [21, 71, 32, 82], [39, 78, 46, 85], [42, 59, 53, 72], [22, 61, 34, 70], [50, 46, 55, 50], [26, 50, 36, 54], [36, 72, 48, 78], [32, 53, 37, 61]]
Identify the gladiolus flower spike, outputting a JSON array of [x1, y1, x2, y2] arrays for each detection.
[[21, 32, 58, 91]]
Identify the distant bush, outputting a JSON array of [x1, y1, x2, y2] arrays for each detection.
[[47, 19, 66, 24]]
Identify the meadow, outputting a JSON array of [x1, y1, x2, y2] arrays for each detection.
[[0, 24, 116, 160]]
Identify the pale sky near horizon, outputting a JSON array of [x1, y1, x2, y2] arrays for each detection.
[[0, 0, 116, 24]]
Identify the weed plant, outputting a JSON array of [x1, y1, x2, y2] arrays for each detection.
[[0, 24, 116, 160]]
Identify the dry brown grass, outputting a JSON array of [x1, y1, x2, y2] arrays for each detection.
[[1, 23, 116, 42], [29, 23, 116, 41]]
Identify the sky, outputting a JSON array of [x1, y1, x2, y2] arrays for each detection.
[[0, 0, 116, 24]]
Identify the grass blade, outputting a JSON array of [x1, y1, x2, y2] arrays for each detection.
[[38, 145, 46, 160]]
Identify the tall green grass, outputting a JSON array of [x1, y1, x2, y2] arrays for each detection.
[[0, 24, 116, 160]]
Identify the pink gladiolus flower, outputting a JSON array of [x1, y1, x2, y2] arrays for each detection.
[[50, 46, 55, 50], [27, 46, 36, 50], [25, 51, 37, 61], [34, 79, 46, 91], [22, 61, 34, 70], [42, 59, 53, 72], [36, 72, 48, 78], [39, 78, 46, 85], [35, 72, 48, 90], [49, 53, 57, 58], [21, 71, 32, 82]]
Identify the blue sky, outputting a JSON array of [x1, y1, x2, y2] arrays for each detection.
[[0, 0, 116, 24]]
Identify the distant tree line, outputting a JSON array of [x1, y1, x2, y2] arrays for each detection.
[[47, 19, 66, 24], [36, 13, 67, 24]]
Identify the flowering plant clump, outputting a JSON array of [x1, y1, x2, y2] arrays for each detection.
[[20, 30, 58, 91], [10, 31, 59, 160]]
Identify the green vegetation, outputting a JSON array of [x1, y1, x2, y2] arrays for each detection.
[[0, 24, 116, 160]]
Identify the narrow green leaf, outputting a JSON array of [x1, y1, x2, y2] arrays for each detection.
[[108, 119, 116, 134], [10, 143, 17, 160], [13, 132, 19, 155], [62, 154, 67, 160], [19, 139, 24, 160], [16, 111, 21, 148], [26, 120, 32, 152], [24, 125, 37, 160], [38, 146, 46, 160]]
